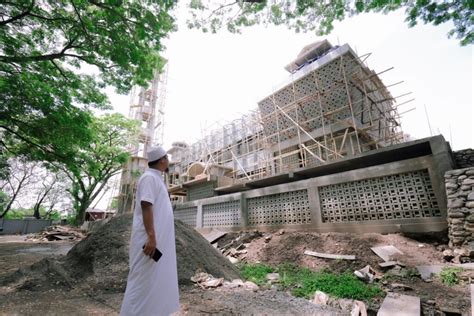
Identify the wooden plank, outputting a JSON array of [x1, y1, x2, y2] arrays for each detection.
[[371, 245, 404, 262], [377, 293, 420, 316], [304, 250, 356, 260]]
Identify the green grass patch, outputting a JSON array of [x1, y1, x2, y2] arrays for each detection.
[[239, 263, 274, 285], [439, 267, 463, 286], [239, 263, 383, 301]]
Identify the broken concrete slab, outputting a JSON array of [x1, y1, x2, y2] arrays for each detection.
[[200, 230, 227, 244], [304, 250, 356, 260], [416, 265, 444, 281], [371, 245, 403, 262], [377, 292, 420, 316]]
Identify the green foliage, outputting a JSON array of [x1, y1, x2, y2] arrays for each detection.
[[60, 113, 139, 224], [240, 263, 274, 285], [0, 190, 9, 214], [439, 267, 463, 286], [66, 214, 78, 226], [278, 264, 383, 300], [109, 197, 119, 210], [187, 0, 473, 45], [240, 263, 383, 301], [3, 209, 24, 220], [0, 0, 177, 175]]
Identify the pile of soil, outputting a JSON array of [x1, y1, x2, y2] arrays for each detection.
[[3, 214, 240, 293]]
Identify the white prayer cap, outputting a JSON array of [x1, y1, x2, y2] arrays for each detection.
[[147, 146, 166, 162]]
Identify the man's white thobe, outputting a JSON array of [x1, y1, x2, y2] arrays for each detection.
[[120, 169, 179, 316]]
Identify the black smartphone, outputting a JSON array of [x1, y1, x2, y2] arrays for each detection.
[[142, 245, 163, 262]]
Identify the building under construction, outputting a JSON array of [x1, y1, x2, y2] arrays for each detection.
[[117, 67, 167, 214], [169, 40, 454, 234], [168, 40, 408, 197]]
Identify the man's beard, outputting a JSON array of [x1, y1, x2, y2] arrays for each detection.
[[165, 167, 169, 173]]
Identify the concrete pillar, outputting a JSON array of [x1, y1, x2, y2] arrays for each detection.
[[240, 193, 248, 228], [196, 202, 203, 228], [307, 181, 323, 228]]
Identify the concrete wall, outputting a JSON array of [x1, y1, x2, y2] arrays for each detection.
[[175, 153, 449, 234], [445, 167, 474, 247], [0, 218, 52, 235]]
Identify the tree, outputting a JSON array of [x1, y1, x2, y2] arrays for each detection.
[[0, 158, 39, 218], [187, 0, 473, 46], [32, 171, 70, 219], [51, 113, 139, 224], [0, 0, 176, 172]]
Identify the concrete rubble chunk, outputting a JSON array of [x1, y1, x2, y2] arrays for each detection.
[[416, 265, 444, 281], [243, 281, 259, 291], [313, 290, 329, 305], [351, 300, 367, 316], [377, 292, 420, 316], [266, 273, 280, 282], [371, 245, 404, 262]]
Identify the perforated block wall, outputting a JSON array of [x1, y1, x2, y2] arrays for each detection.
[[319, 169, 441, 223], [202, 200, 241, 227], [174, 206, 198, 227], [187, 181, 217, 201], [247, 189, 312, 226]]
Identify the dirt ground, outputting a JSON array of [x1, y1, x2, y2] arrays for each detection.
[[0, 221, 472, 315]]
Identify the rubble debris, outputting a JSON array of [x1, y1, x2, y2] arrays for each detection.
[[313, 290, 329, 305], [389, 283, 414, 291], [443, 249, 455, 262], [354, 265, 376, 283], [190, 271, 224, 289], [227, 256, 239, 264], [370, 245, 403, 262], [416, 265, 444, 281], [25, 226, 85, 242], [378, 261, 405, 268], [200, 230, 227, 244], [377, 292, 420, 316], [243, 281, 259, 291], [304, 250, 356, 260], [351, 300, 367, 316], [266, 273, 279, 282]]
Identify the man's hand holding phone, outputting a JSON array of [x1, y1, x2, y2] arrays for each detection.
[[143, 237, 156, 258], [143, 237, 163, 262]]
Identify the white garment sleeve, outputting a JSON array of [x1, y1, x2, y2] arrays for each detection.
[[137, 175, 157, 205]]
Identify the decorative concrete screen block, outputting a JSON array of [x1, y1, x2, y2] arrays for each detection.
[[247, 189, 311, 226], [202, 200, 241, 227], [319, 169, 440, 223], [174, 206, 197, 227], [187, 181, 217, 201]]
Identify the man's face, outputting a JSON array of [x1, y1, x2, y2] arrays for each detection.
[[157, 155, 169, 171]]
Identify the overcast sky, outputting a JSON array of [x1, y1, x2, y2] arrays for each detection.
[[108, 8, 473, 151]]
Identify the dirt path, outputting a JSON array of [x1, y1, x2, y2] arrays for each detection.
[[0, 228, 471, 315]]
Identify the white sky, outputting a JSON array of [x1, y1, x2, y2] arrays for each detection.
[[108, 8, 473, 152]]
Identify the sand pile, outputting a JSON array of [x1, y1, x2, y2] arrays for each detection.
[[3, 214, 240, 292]]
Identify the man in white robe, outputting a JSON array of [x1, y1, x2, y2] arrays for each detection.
[[120, 146, 180, 316]]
